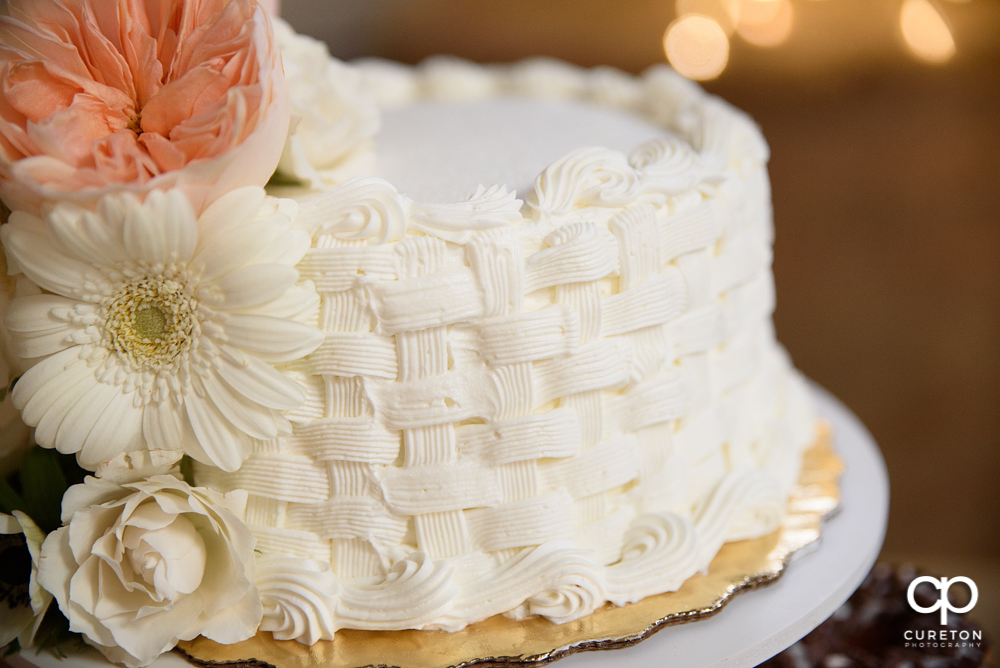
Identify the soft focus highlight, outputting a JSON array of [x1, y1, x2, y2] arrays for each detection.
[[900, 0, 956, 63], [664, 15, 730, 81]]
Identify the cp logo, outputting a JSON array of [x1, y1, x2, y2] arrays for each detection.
[[907, 576, 978, 624]]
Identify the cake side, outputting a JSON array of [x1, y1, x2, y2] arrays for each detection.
[[191, 58, 817, 639]]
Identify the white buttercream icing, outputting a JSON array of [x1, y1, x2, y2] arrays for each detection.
[[605, 513, 701, 605], [296, 177, 408, 243], [337, 553, 459, 629], [293, 179, 522, 246], [257, 556, 340, 645], [372, 97, 670, 203], [197, 56, 817, 643], [629, 136, 714, 193], [529, 147, 641, 214]]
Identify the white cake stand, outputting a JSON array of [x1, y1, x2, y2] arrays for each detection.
[[12, 384, 889, 668]]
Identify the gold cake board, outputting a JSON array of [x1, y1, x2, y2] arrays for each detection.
[[177, 421, 842, 668]]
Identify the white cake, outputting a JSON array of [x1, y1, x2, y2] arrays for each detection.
[[0, 5, 821, 663], [191, 56, 817, 639]]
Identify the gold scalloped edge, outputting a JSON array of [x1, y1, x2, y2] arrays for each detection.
[[177, 420, 840, 668]]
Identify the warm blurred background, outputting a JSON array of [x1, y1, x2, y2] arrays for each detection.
[[282, 0, 999, 642]]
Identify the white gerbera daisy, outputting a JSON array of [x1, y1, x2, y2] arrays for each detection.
[[0, 187, 324, 472]]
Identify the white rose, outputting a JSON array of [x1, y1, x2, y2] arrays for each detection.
[[0, 511, 50, 649], [37, 475, 262, 667], [272, 18, 380, 188]]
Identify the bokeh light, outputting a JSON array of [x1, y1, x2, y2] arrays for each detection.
[[736, 0, 794, 47], [738, 0, 781, 26], [675, 0, 741, 34], [664, 15, 731, 80], [900, 0, 956, 63]]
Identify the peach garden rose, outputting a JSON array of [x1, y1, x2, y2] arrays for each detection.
[[0, 0, 290, 215]]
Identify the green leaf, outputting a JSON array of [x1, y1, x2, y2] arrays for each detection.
[[0, 475, 27, 515], [31, 604, 84, 658], [266, 170, 306, 187], [3, 638, 21, 657], [1, 375, 18, 404], [55, 451, 88, 490], [18, 448, 67, 533]]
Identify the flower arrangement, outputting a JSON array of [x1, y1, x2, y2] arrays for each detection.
[[0, 0, 377, 664]]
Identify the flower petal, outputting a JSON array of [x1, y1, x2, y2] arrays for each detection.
[[153, 546, 204, 600], [142, 401, 185, 452], [245, 226, 312, 267], [200, 371, 289, 441], [1, 214, 92, 297], [212, 263, 298, 310], [123, 190, 198, 264], [119, 504, 173, 534], [11, 328, 76, 361], [197, 186, 267, 235], [87, 641, 142, 668], [213, 347, 305, 410], [239, 281, 319, 321], [54, 381, 130, 458], [0, 515, 19, 534], [14, 346, 91, 420], [223, 314, 324, 363], [69, 507, 128, 567], [75, 554, 151, 619], [0, 0, 290, 219], [47, 205, 128, 266], [37, 527, 76, 624], [33, 371, 101, 451], [78, 391, 145, 468], [5, 294, 80, 359], [67, 560, 135, 649], [197, 584, 262, 646], [59, 477, 127, 523], [104, 591, 199, 662], [183, 392, 251, 472], [191, 221, 284, 281]]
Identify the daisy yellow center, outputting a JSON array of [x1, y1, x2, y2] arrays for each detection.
[[133, 304, 168, 340], [105, 277, 198, 372]]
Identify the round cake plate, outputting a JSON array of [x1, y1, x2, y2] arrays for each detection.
[[10, 384, 888, 668]]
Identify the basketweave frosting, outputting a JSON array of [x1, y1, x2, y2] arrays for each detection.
[[192, 57, 816, 640]]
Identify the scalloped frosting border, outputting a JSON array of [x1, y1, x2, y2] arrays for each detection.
[[178, 421, 840, 668], [277, 56, 769, 247]]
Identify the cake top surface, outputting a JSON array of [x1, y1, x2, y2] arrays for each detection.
[[373, 97, 671, 202]]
